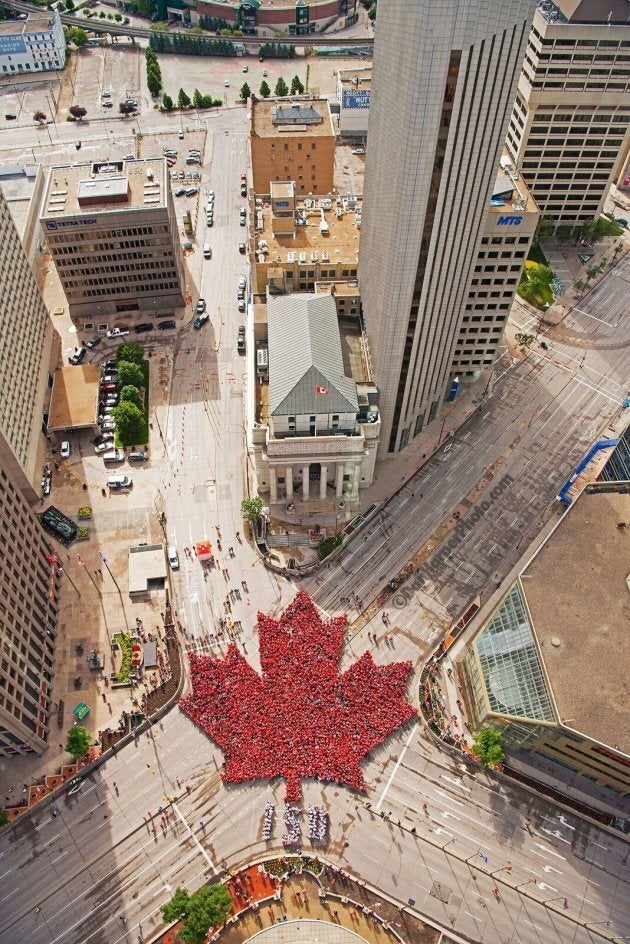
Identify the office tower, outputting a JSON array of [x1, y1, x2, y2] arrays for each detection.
[[506, 0, 630, 226], [41, 158, 185, 320], [358, 0, 536, 455], [0, 190, 59, 757], [0, 189, 55, 498]]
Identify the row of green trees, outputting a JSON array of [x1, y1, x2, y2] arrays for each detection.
[[111, 344, 148, 446], [259, 41, 296, 59], [149, 31, 236, 56], [198, 14, 228, 31], [146, 45, 163, 97], [240, 75, 305, 101], [161, 885, 232, 943], [161, 89, 222, 110]]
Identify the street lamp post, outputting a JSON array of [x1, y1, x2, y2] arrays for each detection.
[[101, 553, 130, 628]]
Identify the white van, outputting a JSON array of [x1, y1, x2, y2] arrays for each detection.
[[102, 449, 124, 463], [107, 474, 132, 489], [167, 546, 179, 570], [203, 243, 212, 259]]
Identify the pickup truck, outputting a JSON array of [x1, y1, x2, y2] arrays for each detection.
[[106, 327, 130, 339]]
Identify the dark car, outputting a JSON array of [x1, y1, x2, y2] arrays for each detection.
[[237, 335, 245, 353], [158, 319, 176, 330], [134, 322, 154, 333], [86, 335, 101, 349], [193, 314, 209, 329], [239, 243, 246, 254], [103, 359, 117, 370]]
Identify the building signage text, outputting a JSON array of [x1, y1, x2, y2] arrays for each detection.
[[497, 215, 522, 226], [45, 218, 97, 230]]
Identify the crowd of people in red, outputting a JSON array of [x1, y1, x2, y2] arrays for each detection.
[[180, 591, 416, 800]]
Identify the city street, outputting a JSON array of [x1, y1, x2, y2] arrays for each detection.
[[0, 63, 629, 944]]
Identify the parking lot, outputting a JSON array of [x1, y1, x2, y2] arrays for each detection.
[[72, 43, 142, 117], [0, 77, 60, 125]]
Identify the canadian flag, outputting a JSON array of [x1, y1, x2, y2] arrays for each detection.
[[315, 385, 330, 395]]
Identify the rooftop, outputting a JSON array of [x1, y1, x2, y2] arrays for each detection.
[[128, 543, 167, 594], [489, 157, 538, 216], [521, 485, 630, 755], [267, 293, 358, 416], [338, 66, 372, 91], [255, 195, 361, 266], [251, 97, 334, 139], [42, 159, 167, 219], [537, 0, 629, 26], [48, 365, 99, 431], [0, 13, 56, 34]]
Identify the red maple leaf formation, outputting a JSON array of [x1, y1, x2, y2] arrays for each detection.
[[180, 591, 416, 801]]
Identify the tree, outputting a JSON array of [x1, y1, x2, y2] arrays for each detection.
[[69, 106, 87, 120], [117, 360, 145, 389], [33, 110, 47, 124], [573, 279, 586, 295], [65, 0, 74, 10], [0, 809, 8, 828], [471, 728, 504, 768], [514, 332, 535, 353], [119, 384, 142, 410], [241, 496, 263, 522], [70, 26, 88, 47], [535, 215, 555, 243], [161, 887, 190, 923], [112, 401, 145, 446], [119, 101, 135, 116], [162, 92, 173, 111], [290, 75, 304, 95], [239, 82, 251, 101], [259, 80, 271, 99], [161, 885, 232, 944], [65, 724, 91, 760], [178, 88, 191, 109], [147, 68, 162, 98], [192, 87, 203, 109], [274, 77, 289, 97], [585, 265, 600, 281], [116, 342, 144, 365]]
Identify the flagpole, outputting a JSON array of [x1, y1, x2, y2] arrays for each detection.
[[77, 556, 101, 597]]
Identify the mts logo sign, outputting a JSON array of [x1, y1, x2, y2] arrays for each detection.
[[497, 215, 523, 226]]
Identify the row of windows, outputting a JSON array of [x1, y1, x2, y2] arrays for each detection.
[[49, 225, 170, 244], [65, 269, 179, 288], [81, 281, 180, 298]]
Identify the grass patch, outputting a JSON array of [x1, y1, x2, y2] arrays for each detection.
[[527, 242, 548, 266], [517, 261, 554, 310]]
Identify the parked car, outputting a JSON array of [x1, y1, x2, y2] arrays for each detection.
[[237, 288, 245, 300], [128, 451, 148, 462], [101, 373, 117, 383], [224, 79, 230, 87], [106, 327, 129, 339], [238, 325, 245, 336], [157, 319, 176, 330], [240, 185, 247, 197], [203, 243, 212, 259], [100, 420, 116, 431], [103, 359, 117, 370], [185, 187, 198, 196], [86, 335, 101, 349], [239, 243, 246, 254], [237, 335, 245, 353], [94, 433, 114, 446], [242, 64, 248, 72], [174, 187, 186, 197], [163, 148, 178, 157], [188, 149, 201, 156], [69, 347, 86, 365], [95, 441, 112, 454], [60, 441, 71, 459], [352, 147, 366, 155], [102, 101, 113, 108], [238, 300, 246, 312], [134, 322, 154, 333], [185, 157, 200, 165], [207, 190, 214, 199], [100, 382, 118, 393], [206, 217, 213, 227], [240, 216, 247, 226], [196, 298, 206, 314], [239, 276, 247, 289], [193, 314, 209, 329], [167, 545, 179, 569]]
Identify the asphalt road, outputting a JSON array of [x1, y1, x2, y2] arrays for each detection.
[[0, 91, 629, 944]]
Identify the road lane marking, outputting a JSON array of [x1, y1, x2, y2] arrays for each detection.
[[375, 722, 418, 811], [173, 803, 216, 872]]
